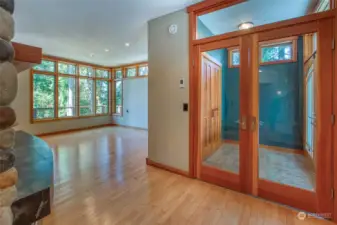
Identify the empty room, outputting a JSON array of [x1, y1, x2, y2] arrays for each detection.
[[0, 0, 337, 225]]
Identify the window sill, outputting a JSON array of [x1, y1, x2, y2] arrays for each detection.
[[31, 114, 111, 124]]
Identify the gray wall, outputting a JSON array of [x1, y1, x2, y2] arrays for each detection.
[[12, 70, 111, 135], [148, 10, 189, 172], [112, 78, 148, 129]]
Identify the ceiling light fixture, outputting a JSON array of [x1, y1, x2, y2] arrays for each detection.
[[125, 43, 130, 47], [104, 49, 110, 52], [90, 53, 95, 57], [238, 22, 254, 30]]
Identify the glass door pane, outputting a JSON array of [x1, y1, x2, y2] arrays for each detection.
[[201, 46, 240, 175], [257, 33, 316, 191]]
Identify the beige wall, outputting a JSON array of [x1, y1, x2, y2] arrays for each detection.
[[148, 10, 189, 172], [11, 70, 111, 135]]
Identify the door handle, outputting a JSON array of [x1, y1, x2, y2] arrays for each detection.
[[240, 116, 247, 130], [250, 116, 257, 132]]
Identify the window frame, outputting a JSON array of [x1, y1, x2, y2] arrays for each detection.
[[31, 56, 112, 123], [228, 46, 240, 68], [259, 36, 298, 66]]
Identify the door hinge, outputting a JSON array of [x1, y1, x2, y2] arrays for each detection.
[[332, 114, 335, 125], [331, 189, 334, 199], [332, 39, 335, 50]]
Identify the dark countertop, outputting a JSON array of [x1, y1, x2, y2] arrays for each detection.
[[11, 131, 53, 225]]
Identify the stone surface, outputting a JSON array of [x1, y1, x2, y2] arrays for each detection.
[[0, 39, 14, 62], [0, 106, 15, 129], [0, 185, 16, 207], [0, 206, 13, 225], [0, 128, 14, 149], [0, 7, 13, 41], [0, 148, 14, 173], [0, 62, 17, 106], [0, 0, 14, 14], [0, 167, 17, 189], [11, 131, 53, 224]]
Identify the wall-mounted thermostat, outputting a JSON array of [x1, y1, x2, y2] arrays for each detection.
[[179, 78, 185, 88]]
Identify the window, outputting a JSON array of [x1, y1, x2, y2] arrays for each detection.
[[31, 56, 112, 122], [96, 80, 109, 114], [139, 65, 148, 76], [115, 80, 122, 114], [58, 62, 76, 75], [33, 74, 55, 120], [33, 60, 55, 72], [96, 69, 110, 79], [79, 66, 94, 77], [228, 47, 240, 68], [260, 37, 297, 65], [79, 79, 94, 116], [115, 69, 123, 79], [315, 0, 329, 12], [126, 67, 136, 77], [58, 77, 76, 117]]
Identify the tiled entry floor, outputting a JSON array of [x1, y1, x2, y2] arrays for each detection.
[[204, 143, 315, 191]]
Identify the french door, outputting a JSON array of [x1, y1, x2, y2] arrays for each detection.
[[194, 17, 333, 216]]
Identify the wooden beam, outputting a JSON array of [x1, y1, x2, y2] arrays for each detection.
[[12, 42, 42, 64]]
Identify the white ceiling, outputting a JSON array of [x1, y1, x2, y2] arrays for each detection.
[[13, 0, 202, 66], [199, 0, 314, 36]]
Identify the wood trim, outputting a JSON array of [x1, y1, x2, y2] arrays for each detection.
[[146, 158, 190, 177], [200, 165, 241, 192], [12, 42, 42, 64], [199, 37, 240, 52], [43, 55, 110, 69], [192, 10, 334, 46], [258, 179, 317, 213], [333, 5, 337, 223], [115, 124, 148, 131], [187, 0, 246, 15], [36, 124, 113, 137], [315, 17, 334, 215], [189, 11, 197, 178]]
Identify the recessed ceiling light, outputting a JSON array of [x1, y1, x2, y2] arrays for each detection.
[[277, 91, 282, 95], [125, 43, 130, 47], [90, 53, 95, 57], [104, 49, 110, 52], [238, 22, 254, 30]]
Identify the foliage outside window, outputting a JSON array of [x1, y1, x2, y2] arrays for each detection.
[[58, 77, 76, 117], [115, 80, 122, 114], [33, 74, 55, 119], [79, 66, 94, 77], [33, 60, 55, 72], [315, 0, 329, 12], [260, 37, 297, 65], [96, 69, 110, 79], [79, 79, 94, 116], [139, 65, 148, 76], [31, 57, 111, 122], [115, 69, 123, 79], [58, 62, 76, 75], [126, 67, 137, 77], [96, 80, 109, 114]]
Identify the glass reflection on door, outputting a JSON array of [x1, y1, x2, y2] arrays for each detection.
[[258, 33, 317, 191], [201, 47, 240, 174]]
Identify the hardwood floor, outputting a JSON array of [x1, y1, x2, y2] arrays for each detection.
[[41, 127, 332, 225]]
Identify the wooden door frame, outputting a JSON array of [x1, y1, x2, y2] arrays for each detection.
[[188, 0, 336, 220]]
